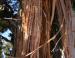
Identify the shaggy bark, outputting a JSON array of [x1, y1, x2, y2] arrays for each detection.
[[15, 0, 72, 58]]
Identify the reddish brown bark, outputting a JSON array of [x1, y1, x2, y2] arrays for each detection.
[[15, 0, 72, 58]]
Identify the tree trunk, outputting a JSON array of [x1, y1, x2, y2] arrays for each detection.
[[15, 0, 72, 58]]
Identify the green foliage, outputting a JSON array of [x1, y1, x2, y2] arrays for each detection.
[[0, 20, 9, 31], [72, 0, 75, 10], [0, 47, 2, 58], [0, 20, 6, 27], [0, 42, 2, 58], [0, 5, 4, 11]]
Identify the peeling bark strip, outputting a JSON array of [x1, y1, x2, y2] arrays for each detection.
[[21, 0, 52, 58], [21, 0, 43, 58]]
